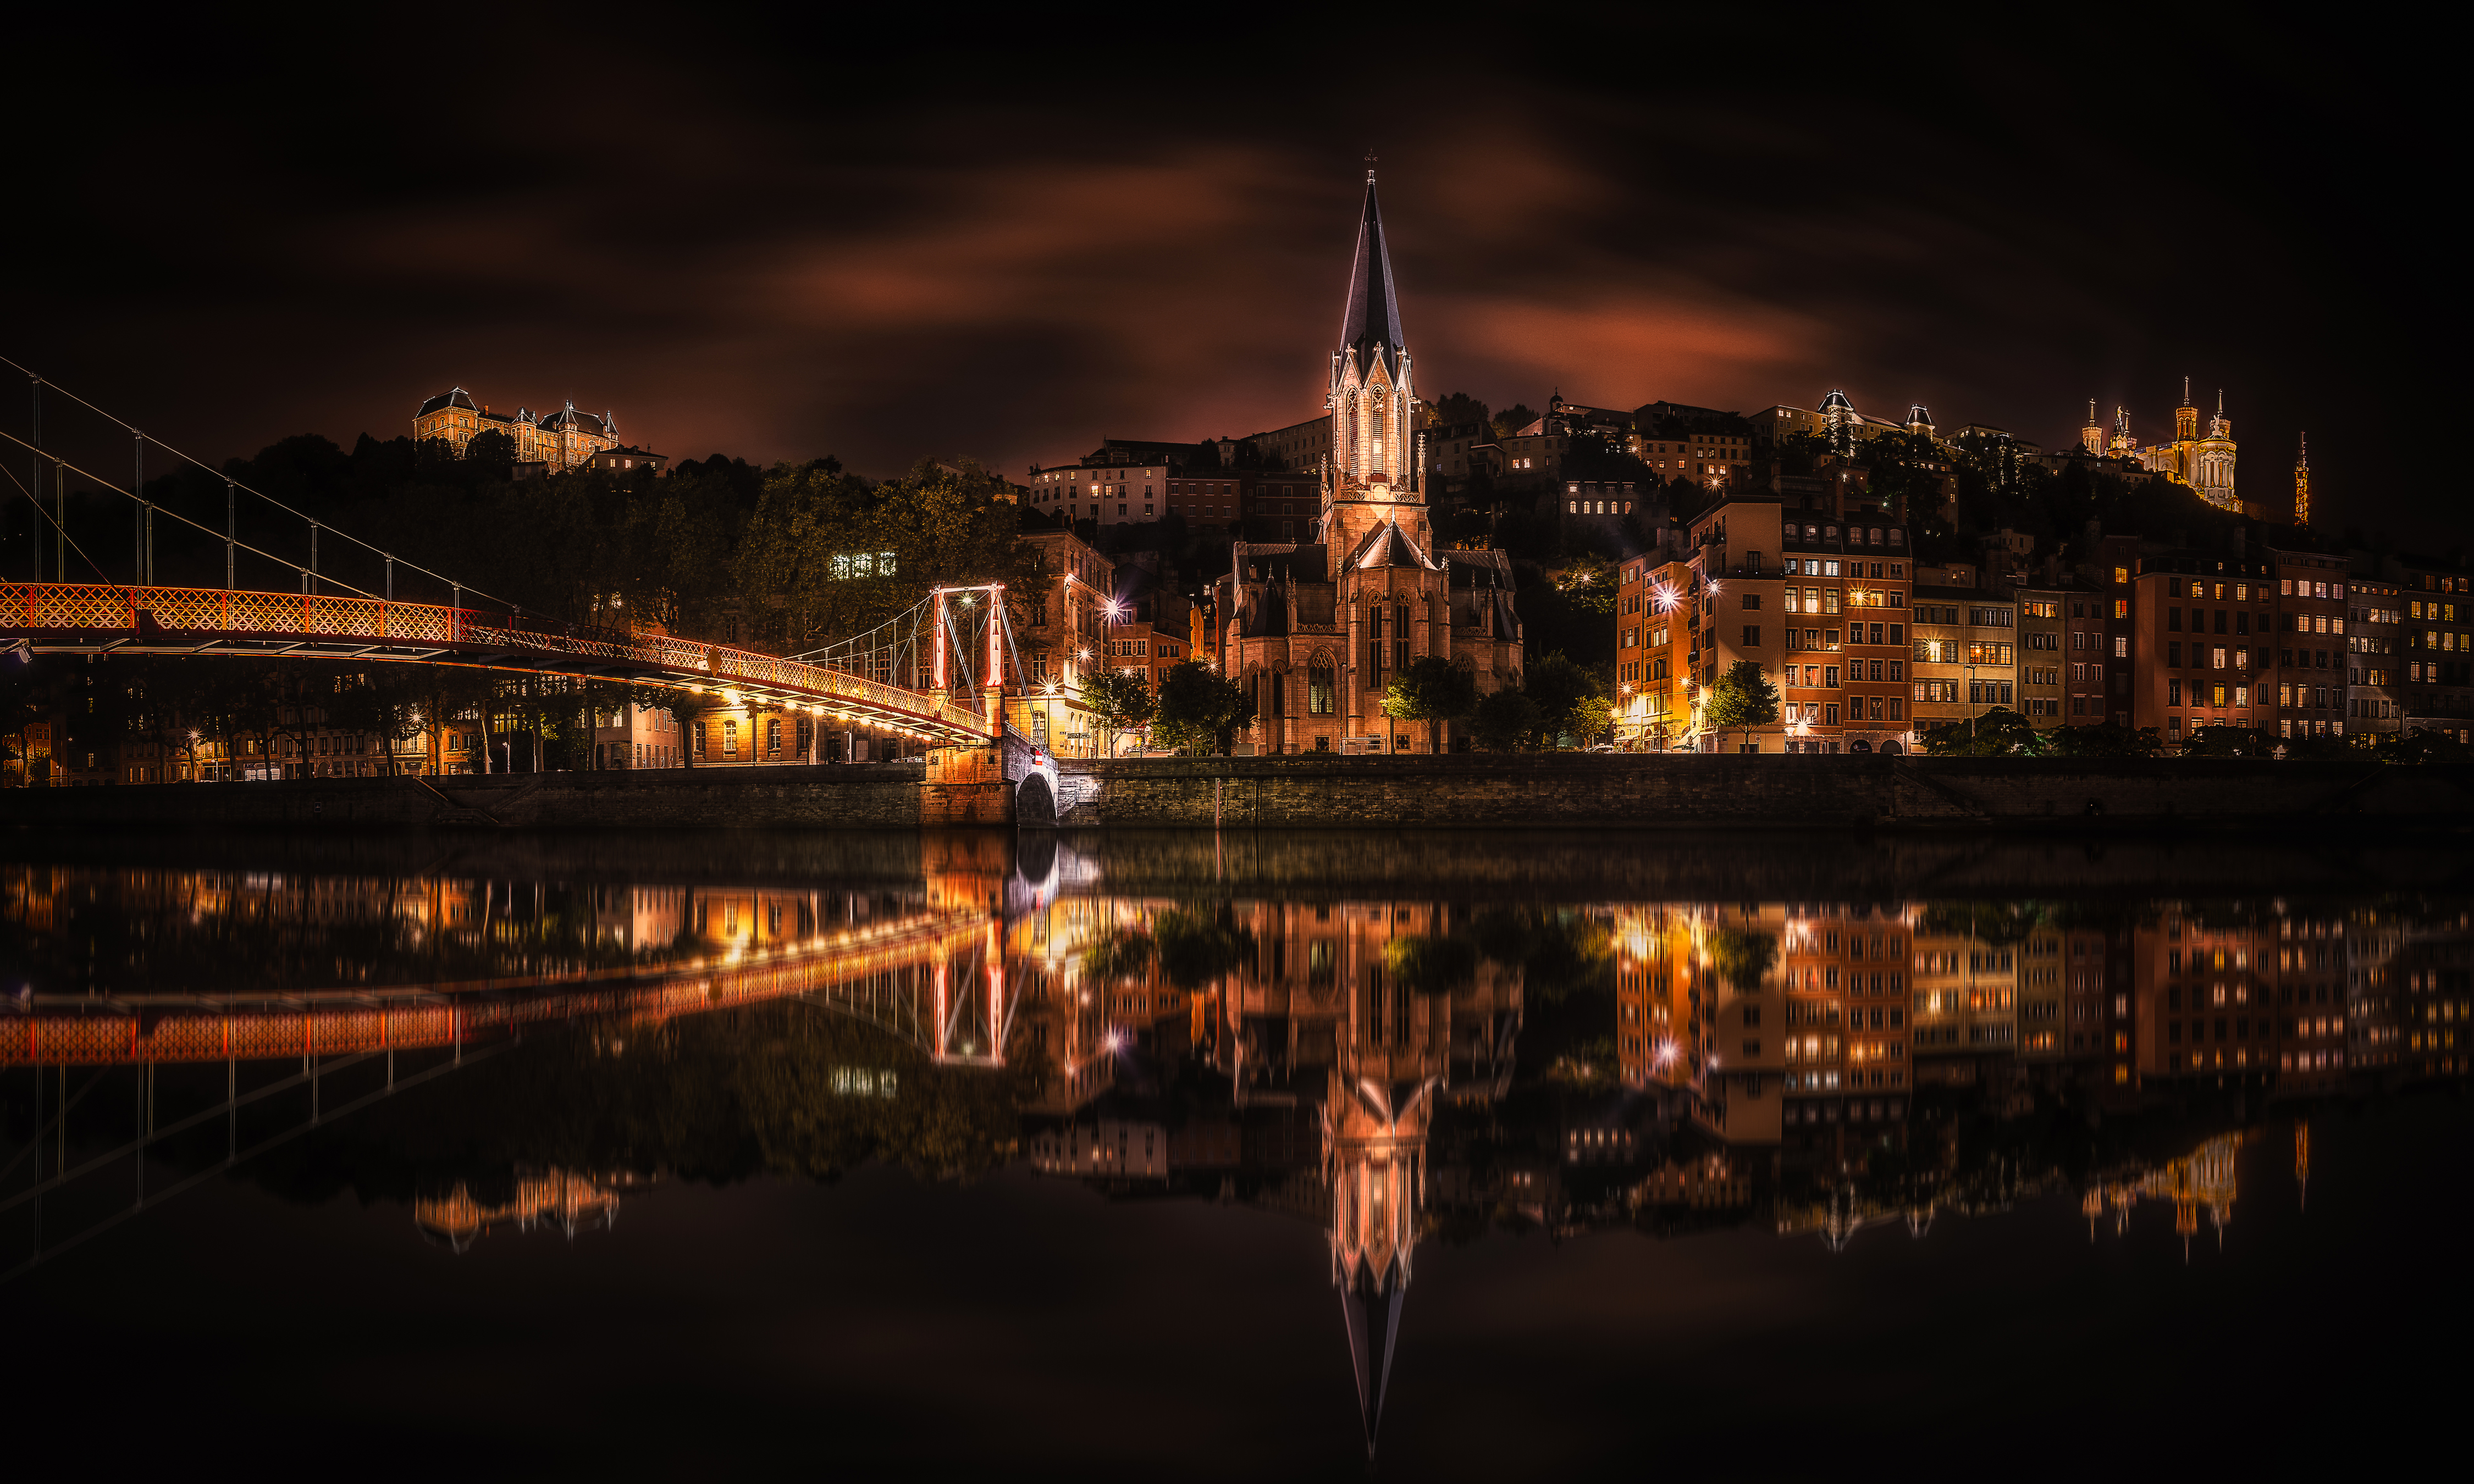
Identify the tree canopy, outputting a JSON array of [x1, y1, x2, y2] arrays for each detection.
[[1382, 655, 1478, 752], [1152, 662, 1255, 755], [1703, 661, 1780, 751]]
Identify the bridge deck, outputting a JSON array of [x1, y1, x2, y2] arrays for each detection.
[[1, 582, 996, 744]]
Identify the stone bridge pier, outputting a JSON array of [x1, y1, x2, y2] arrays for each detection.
[[922, 725, 1059, 827]]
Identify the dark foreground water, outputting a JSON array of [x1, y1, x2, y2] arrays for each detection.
[[3, 827, 2469, 1479]]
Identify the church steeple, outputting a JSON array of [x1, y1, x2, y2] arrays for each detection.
[[1325, 161, 1420, 520], [1340, 159, 1406, 379]]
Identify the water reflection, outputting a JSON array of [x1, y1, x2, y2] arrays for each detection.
[[3, 831, 2470, 1460]]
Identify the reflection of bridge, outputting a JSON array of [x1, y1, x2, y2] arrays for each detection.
[[1, 581, 999, 745], [2, 907, 1009, 1067], [1, 900, 1014, 1280]]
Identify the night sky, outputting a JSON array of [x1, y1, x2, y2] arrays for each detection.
[[5, 5, 2452, 545]]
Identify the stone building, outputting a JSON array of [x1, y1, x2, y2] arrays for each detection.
[[2085, 379, 2241, 513], [413, 388, 626, 473], [1216, 170, 1523, 755]]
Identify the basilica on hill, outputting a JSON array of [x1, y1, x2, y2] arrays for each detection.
[[1216, 169, 1525, 755]]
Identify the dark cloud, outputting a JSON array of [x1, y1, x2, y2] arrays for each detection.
[[3, 4, 2454, 544]]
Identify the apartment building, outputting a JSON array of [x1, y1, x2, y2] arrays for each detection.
[[1909, 565, 2019, 740], [1014, 527, 1116, 756], [2127, 556, 2278, 747], [2015, 588, 2068, 727], [2273, 550, 2352, 741], [2398, 560, 2474, 738], [2346, 573, 2406, 736]]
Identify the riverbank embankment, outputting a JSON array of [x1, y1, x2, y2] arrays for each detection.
[[2, 754, 2470, 833]]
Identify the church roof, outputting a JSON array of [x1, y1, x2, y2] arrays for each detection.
[[1340, 174, 1406, 367], [1351, 520, 1435, 572]]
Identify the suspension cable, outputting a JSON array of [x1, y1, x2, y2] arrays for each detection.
[[0, 429, 394, 600], [1, 357, 522, 611], [0, 456, 111, 583]]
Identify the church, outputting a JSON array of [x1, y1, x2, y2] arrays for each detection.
[[1215, 169, 1524, 754]]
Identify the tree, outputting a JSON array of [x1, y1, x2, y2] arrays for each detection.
[[1153, 905, 1255, 990], [1569, 694, 1616, 747], [1707, 925, 1779, 992], [1523, 651, 1604, 745], [2043, 720, 2162, 759], [1383, 933, 1478, 995], [1703, 660, 1780, 752], [2182, 723, 2269, 758], [1470, 687, 1543, 752], [2367, 728, 2470, 764], [1151, 661, 1255, 755], [1382, 655, 1477, 754], [1919, 706, 2041, 757], [1081, 666, 1155, 756]]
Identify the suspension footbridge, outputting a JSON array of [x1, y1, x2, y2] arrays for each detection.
[[1, 361, 1029, 749]]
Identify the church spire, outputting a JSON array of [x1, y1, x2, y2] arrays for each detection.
[[1340, 165, 1405, 372]]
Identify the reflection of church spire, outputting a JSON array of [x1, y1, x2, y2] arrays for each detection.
[[1326, 966, 1442, 1460]]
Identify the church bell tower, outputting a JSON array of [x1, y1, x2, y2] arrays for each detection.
[[1322, 162, 1421, 557]]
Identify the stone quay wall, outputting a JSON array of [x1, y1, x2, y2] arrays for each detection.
[[4, 755, 2471, 833], [0, 763, 927, 830], [1052, 754, 2474, 832]]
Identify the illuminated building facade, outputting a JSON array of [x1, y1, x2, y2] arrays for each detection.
[[1909, 564, 2018, 741], [1216, 170, 1524, 755], [2347, 574, 2405, 737], [2127, 556, 2279, 747], [1620, 496, 1914, 752], [2129, 381, 2241, 513], [2398, 561, 2474, 735], [2272, 550, 2354, 740], [1909, 918, 2020, 1086], [412, 387, 624, 473]]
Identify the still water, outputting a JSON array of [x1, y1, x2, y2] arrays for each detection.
[[3, 828, 2469, 1477]]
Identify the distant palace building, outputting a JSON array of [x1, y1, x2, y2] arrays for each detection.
[[413, 387, 638, 473], [1216, 168, 1524, 754]]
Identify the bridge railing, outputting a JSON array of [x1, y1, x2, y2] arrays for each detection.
[[3, 582, 996, 739]]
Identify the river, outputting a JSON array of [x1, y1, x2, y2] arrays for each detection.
[[2, 827, 2465, 1477]]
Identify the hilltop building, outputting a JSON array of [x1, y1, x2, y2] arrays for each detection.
[[413, 389, 631, 473]]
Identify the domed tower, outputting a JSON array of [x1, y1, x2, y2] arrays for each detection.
[[2193, 390, 2239, 511], [1819, 388, 1858, 454]]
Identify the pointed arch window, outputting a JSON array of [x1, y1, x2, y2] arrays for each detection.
[[1309, 660, 1337, 714]]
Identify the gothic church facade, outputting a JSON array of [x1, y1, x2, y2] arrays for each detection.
[[1216, 171, 1523, 754]]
